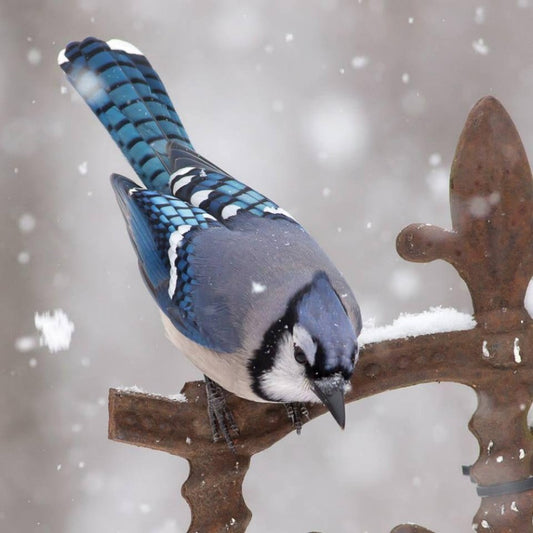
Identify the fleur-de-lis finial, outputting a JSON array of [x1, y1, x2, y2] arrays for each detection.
[[397, 96, 533, 332]]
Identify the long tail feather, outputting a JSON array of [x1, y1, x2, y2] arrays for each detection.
[[59, 37, 193, 193]]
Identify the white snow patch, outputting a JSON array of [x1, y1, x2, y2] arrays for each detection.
[[481, 520, 490, 529], [514, 337, 522, 363], [408, 16, 414, 23], [251, 281, 267, 294], [496, 455, 503, 463], [34, 309, 75, 353], [511, 501, 519, 512], [117, 386, 188, 403], [117, 385, 146, 394], [519, 448, 526, 459], [525, 278, 533, 317], [167, 393, 187, 402], [359, 307, 476, 346], [482, 340, 490, 358], [473, 38, 489, 55]]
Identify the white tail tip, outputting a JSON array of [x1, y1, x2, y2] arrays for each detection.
[[57, 48, 68, 66], [106, 39, 143, 56]]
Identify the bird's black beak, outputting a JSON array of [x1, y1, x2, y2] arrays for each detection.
[[312, 375, 346, 429]]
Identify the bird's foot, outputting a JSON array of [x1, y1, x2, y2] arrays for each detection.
[[204, 376, 240, 452], [284, 402, 310, 434]]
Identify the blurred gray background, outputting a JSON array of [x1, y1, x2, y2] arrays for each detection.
[[2, 0, 532, 531]]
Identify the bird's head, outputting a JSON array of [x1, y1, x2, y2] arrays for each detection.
[[250, 272, 360, 429]]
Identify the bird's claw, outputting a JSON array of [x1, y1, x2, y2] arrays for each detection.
[[205, 376, 240, 452], [284, 402, 310, 434]]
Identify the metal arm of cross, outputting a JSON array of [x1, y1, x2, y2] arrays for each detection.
[[109, 96, 533, 532]]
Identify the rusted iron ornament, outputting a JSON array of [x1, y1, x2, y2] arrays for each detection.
[[109, 97, 533, 532]]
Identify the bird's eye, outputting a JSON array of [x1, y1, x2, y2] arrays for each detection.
[[294, 345, 307, 364]]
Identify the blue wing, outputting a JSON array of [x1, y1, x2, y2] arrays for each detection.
[[60, 37, 193, 193], [168, 142, 296, 223], [111, 174, 239, 352]]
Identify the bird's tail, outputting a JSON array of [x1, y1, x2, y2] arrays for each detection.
[[58, 37, 193, 193]]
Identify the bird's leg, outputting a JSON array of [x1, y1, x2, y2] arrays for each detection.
[[204, 375, 239, 452], [284, 402, 310, 434]]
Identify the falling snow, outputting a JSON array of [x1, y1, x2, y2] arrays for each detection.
[[15, 336, 37, 352], [18, 213, 36, 233], [27, 48, 42, 66], [475, 7, 486, 24], [429, 153, 442, 166], [351, 55, 369, 69], [77, 161, 88, 175], [472, 38, 489, 55], [17, 251, 30, 264], [6, 7, 529, 533], [34, 309, 75, 353]]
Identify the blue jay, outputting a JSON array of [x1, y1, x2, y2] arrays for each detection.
[[59, 37, 362, 447]]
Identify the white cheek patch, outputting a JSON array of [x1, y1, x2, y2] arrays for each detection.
[[258, 332, 318, 403], [168, 225, 192, 298], [292, 324, 317, 366]]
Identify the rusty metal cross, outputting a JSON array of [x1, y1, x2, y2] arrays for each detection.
[[109, 96, 533, 532]]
